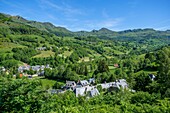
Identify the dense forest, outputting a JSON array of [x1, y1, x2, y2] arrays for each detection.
[[0, 13, 170, 112]]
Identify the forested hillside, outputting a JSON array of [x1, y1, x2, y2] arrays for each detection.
[[0, 13, 170, 112]]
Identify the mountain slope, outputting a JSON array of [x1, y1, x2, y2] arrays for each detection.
[[8, 14, 73, 36], [1, 13, 170, 40]]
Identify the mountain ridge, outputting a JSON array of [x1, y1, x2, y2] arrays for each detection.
[[0, 12, 170, 39], [2, 13, 170, 32]]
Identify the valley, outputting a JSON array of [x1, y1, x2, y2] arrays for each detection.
[[0, 12, 170, 112]]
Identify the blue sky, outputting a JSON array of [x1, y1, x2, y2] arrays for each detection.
[[0, 0, 170, 31]]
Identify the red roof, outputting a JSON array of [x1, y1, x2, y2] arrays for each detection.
[[114, 64, 119, 67]]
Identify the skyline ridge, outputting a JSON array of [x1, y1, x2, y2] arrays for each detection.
[[1, 12, 169, 32], [0, 0, 169, 31]]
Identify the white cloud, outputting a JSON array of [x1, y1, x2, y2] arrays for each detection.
[[65, 18, 124, 31], [85, 18, 124, 29], [39, 0, 84, 17]]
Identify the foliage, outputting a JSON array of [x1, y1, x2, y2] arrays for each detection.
[[0, 77, 52, 113], [1, 13, 170, 112]]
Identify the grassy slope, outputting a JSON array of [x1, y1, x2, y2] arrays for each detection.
[[0, 42, 26, 53], [40, 78, 56, 88], [33, 50, 55, 58]]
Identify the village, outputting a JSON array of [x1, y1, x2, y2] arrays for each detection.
[[48, 78, 131, 98], [0, 64, 135, 98], [17, 64, 52, 78], [1, 64, 157, 98]]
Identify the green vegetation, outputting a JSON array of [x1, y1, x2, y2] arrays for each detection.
[[33, 50, 55, 58], [0, 13, 170, 112], [40, 77, 57, 88]]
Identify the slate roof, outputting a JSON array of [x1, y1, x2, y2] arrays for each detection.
[[48, 89, 58, 94], [74, 86, 96, 97], [88, 78, 95, 84], [18, 65, 30, 72], [78, 80, 89, 86], [66, 81, 76, 87], [116, 79, 128, 89], [48, 89, 65, 94], [18, 64, 51, 73], [100, 79, 128, 90], [32, 65, 41, 71]]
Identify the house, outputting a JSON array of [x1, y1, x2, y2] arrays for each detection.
[[116, 79, 128, 89], [90, 88, 100, 97], [32, 74, 38, 77], [18, 64, 51, 75], [74, 86, 98, 97], [38, 70, 44, 76], [77, 80, 89, 86], [37, 47, 46, 51], [48, 89, 59, 94], [73, 85, 82, 90], [100, 82, 116, 89], [74, 87, 86, 97], [18, 65, 30, 72], [65, 81, 76, 89], [100, 83, 110, 89], [32, 65, 41, 72], [88, 78, 95, 84], [99, 79, 128, 90], [48, 89, 66, 94]]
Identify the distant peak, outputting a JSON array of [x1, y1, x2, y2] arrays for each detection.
[[12, 15, 27, 22], [99, 27, 110, 31]]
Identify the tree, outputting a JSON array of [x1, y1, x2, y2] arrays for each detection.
[[156, 47, 170, 94], [97, 85, 102, 92], [84, 65, 88, 76], [97, 59, 109, 73], [53, 82, 63, 89], [133, 72, 152, 91], [63, 66, 72, 80], [1, 60, 18, 68], [0, 77, 52, 112], [69, 52, 79, 63]]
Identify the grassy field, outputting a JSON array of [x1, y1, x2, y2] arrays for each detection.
[[138, 54, 146, 58], [113, 50, 124, 54], [63, 50, 73, 57], [40, 78, 56, 88], [33, 50, 55, 58], [79, 57, 90, 62], [36, 77, 65, 88], [58, 50, 73, 58], [0, 42, 26, 53], [110, 69, 116, 74]]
